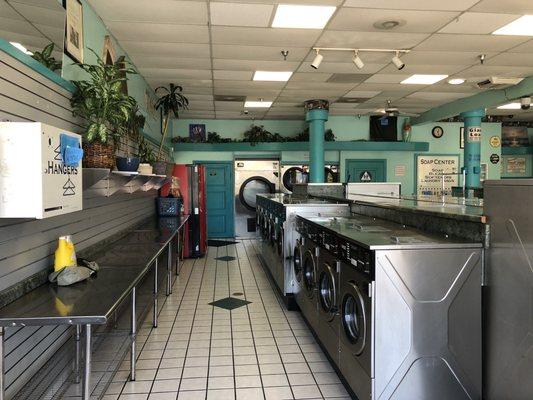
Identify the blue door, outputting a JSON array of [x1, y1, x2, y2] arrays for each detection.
[[345, 159, 387, 183], [201, 162, 234, 238]]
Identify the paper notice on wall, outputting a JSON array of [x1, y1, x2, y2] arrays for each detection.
[[467, 126, 481, 142], [506, 157, 527, 174], [395, 165, 406, 177], [417, 155, 459, 197]]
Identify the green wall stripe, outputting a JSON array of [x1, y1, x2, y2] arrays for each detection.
[[501, 146, 533, 155]]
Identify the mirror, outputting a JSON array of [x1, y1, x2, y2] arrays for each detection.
[[0, 0, 66, 74]]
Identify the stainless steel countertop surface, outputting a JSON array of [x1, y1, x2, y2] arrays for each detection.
[[257, 193, 344, 206], [0, 215, 189, 327], [304, 215, 482, 250]]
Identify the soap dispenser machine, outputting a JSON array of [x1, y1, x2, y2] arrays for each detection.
[[0, 122, 83, 219]]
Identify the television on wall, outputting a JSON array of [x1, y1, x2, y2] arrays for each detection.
[[369, 116, 398, 141]]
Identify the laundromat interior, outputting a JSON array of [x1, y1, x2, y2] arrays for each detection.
[[0, 0, 532, 399]]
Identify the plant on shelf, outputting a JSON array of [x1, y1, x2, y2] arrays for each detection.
[[70, 50, 137, 169], [31, 43, 62, 72], [154, 83, 189, 174], [243, 124, 285, 145], [137, 135, 156, 175], [116, 105, 146, 172]]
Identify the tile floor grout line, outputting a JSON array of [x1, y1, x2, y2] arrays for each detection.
[[249, 239, 331, 400], [204, 245, 220, 399], [241, 240, 298, 400], [233, 241, 268, 400], [224, 243, 237, 400]]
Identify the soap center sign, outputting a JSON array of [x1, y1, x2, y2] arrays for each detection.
[[417, 155, 459, 197]]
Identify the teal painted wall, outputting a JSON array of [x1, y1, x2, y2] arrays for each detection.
[[61, 1, 162, 143], [173, 118, 501, 194]]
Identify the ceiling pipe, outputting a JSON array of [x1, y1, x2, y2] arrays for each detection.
[[411, 75, 533, 125]]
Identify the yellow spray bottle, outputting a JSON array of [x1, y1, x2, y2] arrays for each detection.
[[54, 235, 77, 272]]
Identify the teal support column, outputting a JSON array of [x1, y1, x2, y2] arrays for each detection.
[[460, 108, 485, 189], [305, 100, 329, 183]]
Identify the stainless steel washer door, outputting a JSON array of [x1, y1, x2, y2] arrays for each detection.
[[319, 263, 337, 320], [293, 241, 303, 283], [303, 249, 317, 298], [341, 281, 367, 356]]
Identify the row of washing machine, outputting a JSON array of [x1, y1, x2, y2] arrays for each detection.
[[292, 214, 484, 400]]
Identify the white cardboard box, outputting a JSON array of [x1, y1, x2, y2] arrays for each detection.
[[0, 122, 83, 219]]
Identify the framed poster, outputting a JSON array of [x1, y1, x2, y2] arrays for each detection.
[[189, 124, 206, 142], [64, 0, 84, 63], [506, 157, 527, 174], [416, 154, 459, 197]]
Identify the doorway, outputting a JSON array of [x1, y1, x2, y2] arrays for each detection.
[[345, 159, 387, 183]]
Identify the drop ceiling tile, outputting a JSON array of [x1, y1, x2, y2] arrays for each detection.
[[413, 34, 529, 52], [378, 63, 468, 75], [343, 0, 479, 11], [88, 0, 207, 24], [350, 83, 418, 92], [139, 68, 212, 80], [215, 101, 245, 110], [8, 2, 65, 27], [401, 51, 496, 66], [180, 111, 216, 118], [438, 12, 519, 34], [506, 40, 533, 53], [186, 94, 215, 101], [329, 8, 458, 33], [211, 26, 321, 47], [132, 56, 211, 69], [213, 59, 299, 71], [213, 87, 281, 97], [406, 91, 472, 101], [219, 0, 342, 5], [486, 52, 533, 66], [344, 90, 382, 98], [364, 74, 411, 84], [216, 111, 263, 119], [121, 41, 211, 58], [107, 21, 209, 44], [210, 2, 274, 27], [212, 45, 309, 62], [290, 72, 333, 82], [304, 50, 392, 63], [187, 101, 215, 111], [317, 30, 429, 49], [0, 3, 21, 19], [297, 62, 385, 74], [213, 70, 253, 80], [284, 82, 353, 91], [460, 65, 533, 78], [471, 0, 533, 13], [214, 80, 285, 89]]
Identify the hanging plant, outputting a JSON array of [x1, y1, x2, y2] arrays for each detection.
[[155, 83, 189, 159]]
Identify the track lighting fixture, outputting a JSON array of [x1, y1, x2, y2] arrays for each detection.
[[352, 51, 364, 69], [311, 49, 323, 69], [391, 51, 405, 70]]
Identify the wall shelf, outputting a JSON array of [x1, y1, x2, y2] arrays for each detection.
[[501, 146, 533, 155], [83, 169, 168, 197], [172, 141, 429, 152]]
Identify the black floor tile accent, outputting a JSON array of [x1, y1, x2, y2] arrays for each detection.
[[207, 239, 238, 247], [209, 296, 251, 310], [215, 256, 236, 262]]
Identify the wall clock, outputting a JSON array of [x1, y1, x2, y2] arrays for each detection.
[[432, 126, 444, 139]]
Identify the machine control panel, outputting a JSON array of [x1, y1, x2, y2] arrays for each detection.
[[322, 231, 338, 255], [339, 238, 374, 277]]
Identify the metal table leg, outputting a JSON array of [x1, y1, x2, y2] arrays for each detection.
[[0, 327, 4, 400], [130, 287, 136, 381], [153, 259, 158, 328], [75, 325, 81, 384], [82, 324, 92, 400], [167, 242, 172, 296], [175, 229, 181, 275]]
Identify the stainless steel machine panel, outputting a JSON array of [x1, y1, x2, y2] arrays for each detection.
[[484, 180, 533, 400]]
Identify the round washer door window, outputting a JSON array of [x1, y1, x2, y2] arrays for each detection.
[[293, 243, 302, 282], [319, 264, 336, 315], [239, 177, 274, 211], [282, 167, 306, 192], [303, 250, 316, 296], [341, 282, 367, 355]]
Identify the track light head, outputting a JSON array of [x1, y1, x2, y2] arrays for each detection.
[[311, 50, 323, 69], [392, 51, 405, 70], [352, 51, 364, 69]]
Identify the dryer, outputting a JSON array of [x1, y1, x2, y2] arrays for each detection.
[[234, 159, 280, 238], [281, 165, 308, 193]]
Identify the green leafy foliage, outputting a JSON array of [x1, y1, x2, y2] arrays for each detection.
[[31, 43, 62, 72], [137, 135, 156, 164], [70, 50, 137, 144]]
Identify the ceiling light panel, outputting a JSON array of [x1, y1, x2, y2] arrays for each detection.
[[245, 100, 273, 108], [448, 78, 465, 85], [497, 102, 521, 109], [401, 74, 449, 84], [493, 15, 533, 36], [271, 5, 336, 29], [253, 71, 293, 81]]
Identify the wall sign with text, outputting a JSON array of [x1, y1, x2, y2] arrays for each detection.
[[417, 155, 459, 197]]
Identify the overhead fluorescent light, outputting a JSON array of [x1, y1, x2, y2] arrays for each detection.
[[9, 42, 33, 55], [253, 71, 293, 82], [272, 5, 336, 29], [244, 100, 272, 108], [497, 102, 521, 109], [448, 78, 465, 85], [493, 15, 533, 36], [401, 74, 448, 85]]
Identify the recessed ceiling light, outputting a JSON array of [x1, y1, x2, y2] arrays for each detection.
[[448, 78, 465, 85], [245, 100, 272, 108], [401, 74, 448, 85], [10, 42, 33, 55], [272, 5, 336, 29], [253, 71, 293, 82], [497, 103, 521, 110], [493, 15, 533, 36]]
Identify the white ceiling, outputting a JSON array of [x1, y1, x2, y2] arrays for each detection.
[[88, 0, 533, 120]]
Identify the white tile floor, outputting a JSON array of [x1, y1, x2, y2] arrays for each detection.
[[103, 240, 351, 400]]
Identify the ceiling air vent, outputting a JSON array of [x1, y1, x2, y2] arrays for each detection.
[[327, 74, 372, 83], [214, 95, 246, 102], [337, 97, 370, 104], [476, 77, 523, 89]]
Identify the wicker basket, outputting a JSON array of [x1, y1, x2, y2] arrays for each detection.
[[83, 142, 115, 169]]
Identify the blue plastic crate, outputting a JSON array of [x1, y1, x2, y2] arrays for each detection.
[[157, 197, 182, 217]]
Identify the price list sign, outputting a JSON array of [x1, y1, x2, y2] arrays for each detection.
[[417, 155, 459, 197]]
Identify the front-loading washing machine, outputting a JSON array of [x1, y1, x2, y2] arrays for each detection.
[[281, 165, 308, 193], [316, 230, 341, 368]]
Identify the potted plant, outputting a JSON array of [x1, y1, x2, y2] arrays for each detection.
[[116, 105, 146, 172], [32, 43, 62, 72], [154, 83, 189, 174], [137, 135, 156, 175], [70, 50, 137, 169]]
